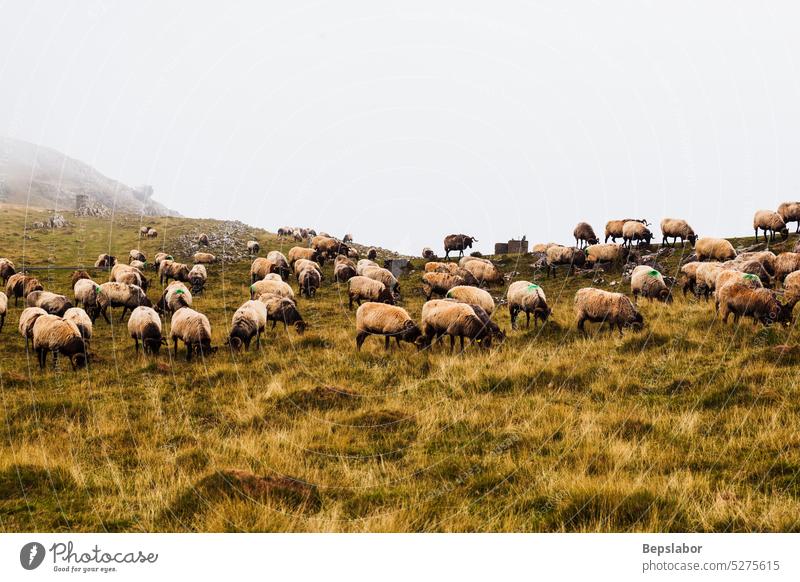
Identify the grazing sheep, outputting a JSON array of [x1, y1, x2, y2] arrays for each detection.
[[250, 257, 273, 283], [5, 273, 43, 306], [263, 273, 283, 281], [777, 201, 800, 233], [287, 246, 319, 266], [783, 271, 800, 308], [735, 260, 772, 287], [446, 285, 495, 314], [140, 226, 149, 235], [157, 281, 193, 314], [356, 259, 379, 275], [362, 265, 399, 293], [188, 264, 208, 294], [277, 227, 292, 238], [584, 243, 627, 267], [312, 235, 349, 259], [422, 247, 435, 259], [193, 252, 216, 264], [197, 233, 209, 246], [158, 260, 191, 285], [32, 314, 87, 370], [694, 238, 736, 262], [0, 291, 6, 333], [679, 261, 709, 296], [422, 272, 466, 300], [347, 247, 360, 260], [334, 258, 357, 282], [347, 276, 394, 309], [545, 245, 586, 277], [695, 262, 727, 300], [129, 249, 146, 263], [71, 270, 91, 286], [773, 252, 800, 283], [507, 281, 550, 329], [732, 251, 777, 278], [128, 306, 165, 354], [258, 293, 306, 334], [366, 247, 378, 260], [250, 279, 294, 300], [573, 222, 599, 248], [424, 261, 458, 274], [169, 307, 214, 361], [247, 240, 260, 255], [95, 282, 152, 323], [153, 252, 173, 271], [73, 277, 100, 312], [622, 221, 654, 247], [293, 258, 323, 280], [227, 300, 268, 351], [130, 260, 146, 270], [714, 271, 764, 312], [63, 307, 93, 340], [26, 290, 72, 316], [0, 258, 16, 285], [717, 283, 791, 326], [298, 267, 321, 298], [630, 265, 672, 303], [18, 307, 48, 347], [443, 234, 477, 260], [266, 251, 291, 279], [111, 263, 149, 291], [420, 299, 497, 352], [94, 253, 117, 268], [355, 302, 421, 351], [753, 210, 789, 242], [146, 228, 158, 238], [605, 219, 648, 243], [574, 287, 643, 335], [660, 218, 698, 247], [461, 258, 503, 285]]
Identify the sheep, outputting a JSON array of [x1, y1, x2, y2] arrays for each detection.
[[362, 265, 399, 293], [574, 287, 643, 335], [146, 228, 158, 238], [753, 210, 789, 243], [129, 249, 146, 263], [18, 307, 48, 347], [622, 221, 654, 247], [188, 264, 208, 294], [717, 283, 792, 326], [679, 261, 709, 296], [277, 227, 292, 238], [773, 252, 800, 283], [605, 219, 648, 243], [158, 260, 191, 285], [660, 218, 698, 247], [445, 285, 495, 314], [128, 306, 165, 354], [732, 251, 777, 277], [532, 242, 558, 253], [95, 282, 152, 323], [169, 307, 214, 361], [193, 252, 216, 264], [312, 236, 349, 259], [630, 265, 672, 303], [347, 276, 394, 309], [507, 281, 550, 329], [0, 291, 6, 333], [461, 258, 504, 285], [443, 234, 477, 260], [250, 279, 294, 300], [584, 243, 627, 267], [287, 246, 319, 266], [367, 247, 378, 260], [783, 271, 800, 308], [420, 299, 498, 352], [157, 281, 193, 314], [424, 261, 458, 274], [298, 267, 321, 297], [422, 272, 466, 300], [32, 314, 87, 370], [73, 277, 100, 312], [5, 273, 43, 306], [263, 251, 290, 278], [736, 260, 772, 287], [573, 222, 599, 248], [355, 302, 421, 351], [130, 260, 146, 270], [139, 226, 149, 235], [343, 234, 353, 243], [227, 300, 267, 351], [263, 273, 283, 281], [356, 258, 379, 275], [63, 307, 93, 341], [26, 290, 72, 316], [695, 262, 727, 300], [545, 245, 586, 277], [250, 257, 273, 283], [153, 252, 173, 271], [458, 256, 490, 267], [777, 201, 800, 233], [293, 258, 323, 280], [714, 271, 764, 312], [694, 238, 736, 262], [422, 247, 435, 259], [247, 240, 260, 255], [257, 293, 306, 334], [197, 233, 209, 246], [94, 253, 117, 268], [0, 258, 16, 285], [111, 263, 149, 291], [334, 256, 357, 282]]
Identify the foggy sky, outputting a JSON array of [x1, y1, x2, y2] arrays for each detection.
[[2, 1, 799, 255]]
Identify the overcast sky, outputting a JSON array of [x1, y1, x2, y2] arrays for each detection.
[[2, 1, 799, 255]]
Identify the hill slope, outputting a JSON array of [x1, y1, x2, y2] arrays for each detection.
[[0, 136, 178, 216]]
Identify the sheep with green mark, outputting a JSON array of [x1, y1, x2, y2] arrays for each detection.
[[507, 281, 550, 329]]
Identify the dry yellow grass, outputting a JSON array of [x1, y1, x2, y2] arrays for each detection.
[[1, 204, 799, 532]]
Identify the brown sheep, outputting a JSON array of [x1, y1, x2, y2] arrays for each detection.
[[312, 235, 349, 259], [774, 252, 800, 283], [26, 290, 72, 316], [422, 272, 465, 300], [95, 282, 152, 323], [574, 288, 643, 335], [783, 271, 800, 308], [266, 250, 291, 279], [717, 283, 791, 326], [257, 293, 306, 334], [94, 253, 117, 268], [573, 222, 599, 248], [334, 260, 357, 282], [694, 238, 736, 262], [461, 259, 503, 285], [347, 276, 394, 309], [250, 279, 294, 301], [679, 261, 706, 296], [362, 266, 399, 294], [777, 201, 800, 233], [287, 246, 320, 266], [298, 267, 321, 298], [158, 260, 191, 285], [355, 303, 421, 351], [420, 299, 499, 352], [32, 315, 87, 370], [732, 251, 776, 277], [129, 249, 146, 263], [5, 273, 43, 306], [753, 210, 788, 243], [714, 271, 763, 312], [445, 285, 495, 314], [197, 233, 209, 246], [18, 306, 48, 348], [424, 261, 458, 274], [622, 221, 654, 247], [0, 258, 16, 285], [188, 264, 208, 294], [584, 243, 627, 267], [545, 245, 586, 277], [443, 234, 477, 260], [192, 252, 216, 264], [604, 219, 647, 243], [660, 218, 698, 247], [226, 300, 267, 351], [367, 248, 378, 260], [153, 252, 173, 271], [507, 281, 550, 329]]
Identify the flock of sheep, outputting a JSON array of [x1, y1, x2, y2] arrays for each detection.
[[2, 201, 800, 370]]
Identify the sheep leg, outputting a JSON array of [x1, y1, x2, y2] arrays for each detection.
[[384, 336, 391, 351], [37, 348, 46, 370], [577, 316, 586, 332], [120, 306, 128, 320], [186, 341, 193, 362], [395, 336, 402, 347], [134, 337, 140, 352], [0, 314, 4, 334], [460, 336, 465, 352], [449, 335, 456, 354], [356, 331, 368, 351], [101, 307, 111, 324], [525, 311, 531, 328]]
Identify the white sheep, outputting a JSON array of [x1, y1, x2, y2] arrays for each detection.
[[128, 306, 165, 354], [250, 279, 294, 300], [63, 307, 93, 340], [227, 300, 268, 351], [445, 285, 495, 314], [18, 307, 48, 348], [96, 282, 152, 323], [32, 314, 87, 369], [170, 307, 214, 361], [506, 281, 550, 329], [574, 288, 643, 335], [630, 266, 672, 303], [0, 291, 6, 333], [157, 281, 193, 314], [355, 302, 421, 351]]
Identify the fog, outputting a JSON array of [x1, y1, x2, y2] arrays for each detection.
[[2, 1, 800, 254]]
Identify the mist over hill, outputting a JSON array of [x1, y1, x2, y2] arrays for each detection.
[[0, 136, 178, 217]]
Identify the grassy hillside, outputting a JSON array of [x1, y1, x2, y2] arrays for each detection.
[[1, 204, 800, 532]]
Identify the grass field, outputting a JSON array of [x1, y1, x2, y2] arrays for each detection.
[[1, 204, 800, 532]]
